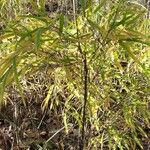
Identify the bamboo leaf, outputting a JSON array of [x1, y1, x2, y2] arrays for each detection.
[[59, 14, 64, 35], [112, 14, 134, 28], [0, 67, 13, 105], [125, 14, 143, 26], [35, 27, 45, 50], [41, 85, 54, 110], [19, 15, 49, 25], [80, 0, 86, 11], [125, 38, 150, 46], [87, 19, 106, 36], [113, 51, 124, 74], [109, 1, 122, 29], [119, 41, 145, 70], [94, 0, 108, 13], [13, 58, 26, 106], [133, 135, 143, 149], [62, 111, 69, 133]]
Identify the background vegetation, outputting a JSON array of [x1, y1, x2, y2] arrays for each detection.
[[0, 0, 150, 149]]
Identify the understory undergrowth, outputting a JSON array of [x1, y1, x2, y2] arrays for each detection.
[[0, 0, 150, 149]]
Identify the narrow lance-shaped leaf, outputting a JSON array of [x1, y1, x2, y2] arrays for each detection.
[[108, 0, 123, 31], [112, 14, 135, 29], [119, 41, 145, 69], [87, 19, 106, 37], [80, 0, 86, 15], [41, 85, 54, 111], [94, 0, 108, 13], [19, 15, 49, 25], [125, 38, 150, 46], [121, 39, 150, 82], [59, 14, 64, 35], [29, 0, 39, 12], [125, 14, 143, 26], [87, 19, 101, 30], [62, 111, 69, 133], [13, 58, 26, 106], [39, 0, 46, 12], [133, 135, 143, 149], [0, 67, 13, 106], [35, 27, 45, 50], [113, 51, 124, 74]]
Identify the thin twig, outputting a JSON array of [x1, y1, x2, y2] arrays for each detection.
[[37, 110, 46, 129], [45, 123, 73, 144], [45, 126, 65, 143]]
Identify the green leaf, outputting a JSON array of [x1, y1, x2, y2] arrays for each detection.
[[35, 27, 45, 50], [137, 125, 148, 138], [125, 14, 143, 26], [0, 66, 13, 105], [108, 1, 122, 29], [112, 14, 134, 28], [94, 0, 108, 13], [119, 41, 145, 70], [133, 135, 143, 149], [13, 58, 26, 106], [125, 38, 150, 46], [87, 19, 106, 36], [87, 19, 100, 30], [59, 14, 64, 35], [19, 15, 49, 25], [80, 0, 86, 11]]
